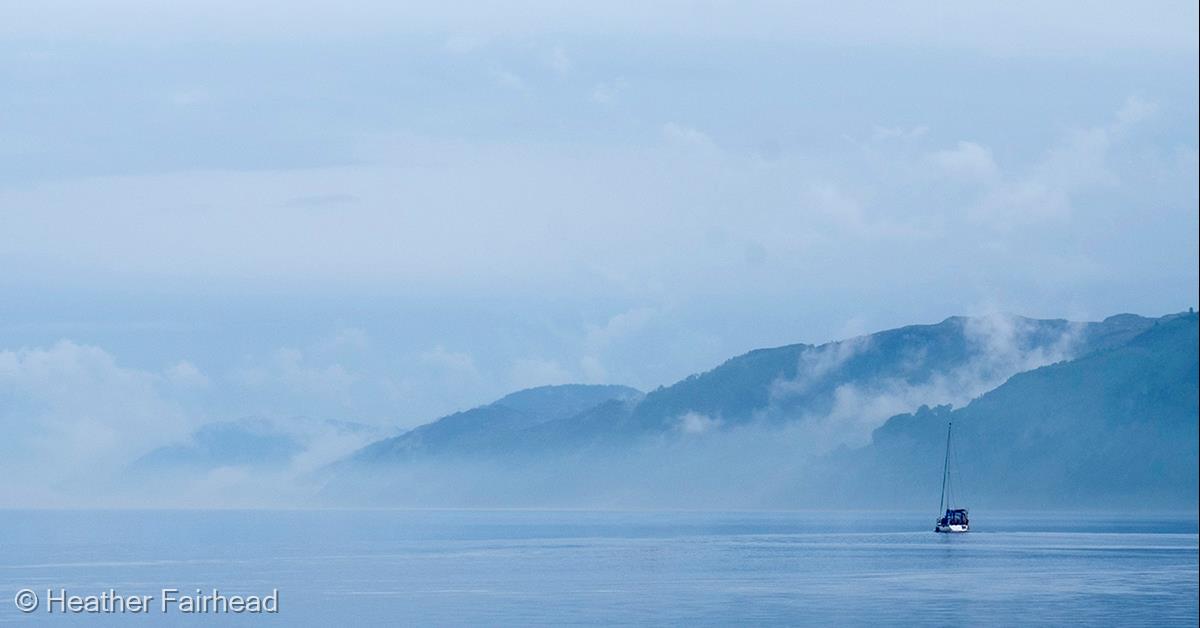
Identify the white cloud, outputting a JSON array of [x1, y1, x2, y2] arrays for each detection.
[[508, 357, 572, 390], [1116, 95, 1159, 127], [577, 307, 658, 385], [770, 334, 872, 400], [677, 411, 721, 434], [930, 141, 999, 182], [166, 360, 209, 388], [930, 96, 1162, 230], [0, 89, 1183, 310], [766, 313, 1084, 453], [1036, 127, 1116, 191], [0, 336, 400, 505], [579, 355, 608, 383], [420, 345, 479, 377], [0, 341, 194, 501], [662, 122, 717, 152], [584, 307, 657, 354]]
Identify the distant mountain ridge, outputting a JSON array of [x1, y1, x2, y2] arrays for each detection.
[[621, 313, 1156, 432], [853, 312, 1199, 508], [352, 384, 642, 463], [132, 415, 383, 474], [351, 312, 1160, 461], [328, 311, 1197, 508]]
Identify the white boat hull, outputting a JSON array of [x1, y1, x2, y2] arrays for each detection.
[[935, 523, 969, 533]]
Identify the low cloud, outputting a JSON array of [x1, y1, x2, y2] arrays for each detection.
[[930, 141, 1000, 182], [166, 360, 209, 389], [584, 307, 657, 355], [932, 96, 1161, 230], [0, 340, 194, 504], [0, 337, 391, 507], [420, 345, 480, 377], [508, 357, 572, 390], [677, 411, 721, 434], [767, 314, 1083, 453]]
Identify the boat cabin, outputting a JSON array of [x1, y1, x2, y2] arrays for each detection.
[[938, 509, 969, 527]]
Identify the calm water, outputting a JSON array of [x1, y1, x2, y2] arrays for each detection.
[[1, 510, 1196, 626]]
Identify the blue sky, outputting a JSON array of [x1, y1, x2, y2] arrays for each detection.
[[1, 1, 1197, 484]]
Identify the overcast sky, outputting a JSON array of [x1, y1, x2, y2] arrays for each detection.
[[2, 1, 1197, 446]]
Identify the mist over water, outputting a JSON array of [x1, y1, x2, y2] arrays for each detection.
[[3, 312, 1188, 512], [318, 314, 1138, 510]]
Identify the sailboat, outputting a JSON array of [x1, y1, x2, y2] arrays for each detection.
[[934, 421, 969, 533]]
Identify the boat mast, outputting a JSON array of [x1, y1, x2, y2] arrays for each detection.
[[939, 422, 952, 514]]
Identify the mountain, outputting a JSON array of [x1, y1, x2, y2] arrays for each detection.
[[849, 312, 1199, 509], [328, 312, 1195, 508], [133, 419, 303, 470], [353, 313, 1158, 461], [351, 384, 642, 463], [133, 416, 383, 472], [618, 313, 1156, 433]]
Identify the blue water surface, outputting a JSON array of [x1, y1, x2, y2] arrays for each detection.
[[1, 510, 1196, 626]]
